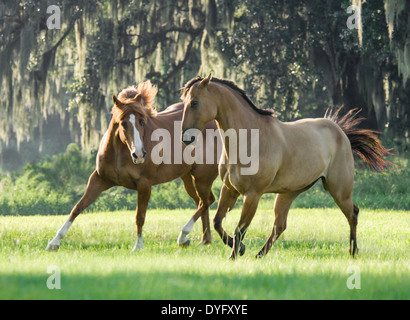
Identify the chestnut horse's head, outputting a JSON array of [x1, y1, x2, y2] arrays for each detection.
[[112, 81, 158, 164], [180, 74, 217, 145]]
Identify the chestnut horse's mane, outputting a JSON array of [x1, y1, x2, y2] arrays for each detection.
[[182, 76, 274, 117], [112, 81, 158, 122]]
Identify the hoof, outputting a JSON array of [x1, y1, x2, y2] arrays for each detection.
[[228, 251, 238, 260], [131, 247, 142, 253], [197, 241, 211, 247], [349, 247, 359, 258], [239, 243, 246, 256], [46, 243, 60, 251], [228, 243, 246, 260], [178, 239, 190, 247], [131, 239, 144, 252], [349, 240, 359, 257]]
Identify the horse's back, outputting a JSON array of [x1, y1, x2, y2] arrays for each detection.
[[280, 117, 353, 165], [153, 103, 185, 126], [158, 103, 184, 115], [158, 103, 217, 130], [261, 117, 353, 192], [283, 117, 349, 147]]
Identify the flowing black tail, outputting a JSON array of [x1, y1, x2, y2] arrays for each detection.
[[325, 107, 394, 172]]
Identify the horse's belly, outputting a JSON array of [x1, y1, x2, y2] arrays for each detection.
[[220, 163, 272, 195], [267, 162, 327, 193], [151, 163, 191, 185]]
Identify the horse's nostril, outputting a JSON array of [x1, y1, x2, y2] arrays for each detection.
[[142, 150, 147, 157], [132, 152, 137, 159]]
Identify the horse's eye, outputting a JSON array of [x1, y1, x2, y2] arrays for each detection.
[[139, 118, 145, 126], [121, 121, 128, 129], [191, 101, 199, 108]]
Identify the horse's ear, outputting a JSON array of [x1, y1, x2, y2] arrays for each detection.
[[199, 73, 212, 89], [131, 93, 143, 103], [112, 95, 123, 108]]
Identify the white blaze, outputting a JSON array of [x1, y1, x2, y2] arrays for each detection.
[[129, 114, 144, 160]]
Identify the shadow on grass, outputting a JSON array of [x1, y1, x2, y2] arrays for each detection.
[[1, 266, 407, 300]]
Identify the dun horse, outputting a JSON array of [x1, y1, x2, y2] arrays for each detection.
[[181, 74, 392, 259], [46, 81, 219, 252]]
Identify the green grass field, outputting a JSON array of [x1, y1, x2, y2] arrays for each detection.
[[0, 207, 408, 300]]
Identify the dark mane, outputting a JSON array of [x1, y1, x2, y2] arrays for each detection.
[[182, 76, 274, 117]]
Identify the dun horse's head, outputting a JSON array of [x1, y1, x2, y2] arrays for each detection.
[[112, 81, 158, 164], [181, 74, 217, 145]]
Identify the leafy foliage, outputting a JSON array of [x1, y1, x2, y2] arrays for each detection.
[[0, 1, 408, 214], [0, 146, 408, 215], [1, 0, 409, 160]]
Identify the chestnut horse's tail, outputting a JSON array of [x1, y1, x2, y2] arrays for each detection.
[[325, 107, 394, 172]]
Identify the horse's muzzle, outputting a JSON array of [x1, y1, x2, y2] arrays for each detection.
[[131, 149, 146, 164]]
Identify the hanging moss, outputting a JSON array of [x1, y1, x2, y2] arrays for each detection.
[[352, 0, 363, 46], [384, 0, 405, 40], [384, 0, 410, 85], [1, 0, 409, 171]]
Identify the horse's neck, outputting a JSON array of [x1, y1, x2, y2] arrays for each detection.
[[212, 87, 262, 161], [214, 87, 260, 131], [98, 121, 122, 158]]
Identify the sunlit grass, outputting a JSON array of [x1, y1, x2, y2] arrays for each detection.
[[0, 208, 408, 299]]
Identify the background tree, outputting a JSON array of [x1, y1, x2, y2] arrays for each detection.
[[0, 0, 408, 172]]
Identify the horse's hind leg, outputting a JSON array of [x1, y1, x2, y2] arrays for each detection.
[[194, 174, 216, 245], [181, 173, 200, 206], [323, 173, 359, 257], [178, 173, 215, 246], [46, 170, 112, 251], [178, 174, 200, 246], [199, 191, 215, 244], [351, 204, 359, 256], [256, 191, 300, 258], [333, 195, 359, 256]]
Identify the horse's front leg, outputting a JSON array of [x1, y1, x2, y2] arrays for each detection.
[[230, 192, 261, 260], [131, 183, 151, 252], [212, 184, 243, 253], [178, 198, 215, 247], [46, 170, 112, 251], [256, 191, 300, 258]]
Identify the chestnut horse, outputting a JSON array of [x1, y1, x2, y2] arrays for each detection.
[[46, 81, 219, 252], [181, 74, 392, 259]]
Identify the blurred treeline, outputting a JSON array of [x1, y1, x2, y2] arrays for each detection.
[[0, 0, 409, 173], [0, 143, 408, 215]]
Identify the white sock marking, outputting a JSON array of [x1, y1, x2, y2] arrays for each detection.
[[131, 235, 144, 252], [46, 219, 72, 250], [177, 217, 195, 245]]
